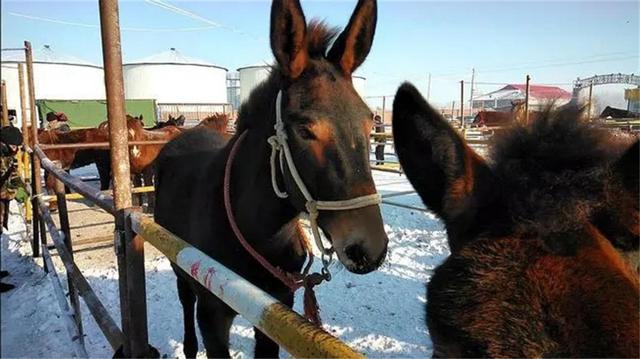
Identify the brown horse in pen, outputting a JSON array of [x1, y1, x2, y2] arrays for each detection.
[[392, 83, 639, 357], [38, 127, 112, 192], [155, 0, 388, 357]]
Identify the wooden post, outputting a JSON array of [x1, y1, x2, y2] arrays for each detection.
[[18, 64, 29, 145], [469, 68, 475, 116], [54, 173, 84, 345], [18, 63, 32, 222], [524, 74, 531, 124], [26, 41, 43, 257], [98, 1, 153, 357], [1, 80, 8, 127], [460, 80, 464, 129]]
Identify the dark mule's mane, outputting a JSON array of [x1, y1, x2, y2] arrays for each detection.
[[489, 106, 634, 241], [236, 19, 340, 134]]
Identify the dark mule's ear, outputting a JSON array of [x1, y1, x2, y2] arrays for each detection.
[[270, 0, 308, 79], [612, 140, 639, 200], [327, 0, 377, 75], [393, 83, 492, 223]]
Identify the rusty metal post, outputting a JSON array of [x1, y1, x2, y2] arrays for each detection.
[[524, 74, 531, 124], [18, 63, 32, 222], [99, 1, 153, 357], [1, 80, 8, 127], [26, 41, 43, 257], [18, 64, 29, 146], [54, 173, 84, 345]]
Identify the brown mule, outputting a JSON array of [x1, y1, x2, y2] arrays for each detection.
[[393, 83, 639, 357]]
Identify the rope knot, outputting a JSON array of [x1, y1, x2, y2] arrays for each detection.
[[305, 200, 319, 220]]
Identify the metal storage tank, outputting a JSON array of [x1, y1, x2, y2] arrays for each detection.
[[238, 64, 272, 106], [1, 45, 105, 127], [238, 63, 366, 104], [124, 48, 228, 122], [353, 75, 366, 98]]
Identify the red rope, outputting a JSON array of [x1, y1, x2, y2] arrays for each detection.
[[223, 130, 323, 325]]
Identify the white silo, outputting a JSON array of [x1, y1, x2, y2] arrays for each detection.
[[1, 45, 105, 127], [237, 64, 366, 105], [353, 75, 366, 98], [237, 64, 273, 106], [124, 48, 228, 122]]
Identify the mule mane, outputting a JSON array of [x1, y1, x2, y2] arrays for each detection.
[[488, 106, 633, 240], [306, 19, 340, 58]]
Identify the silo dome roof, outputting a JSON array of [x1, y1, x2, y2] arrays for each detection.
[[1, 45, 100, 68], [126, 48, 227, 71], [237, 60, 273, 71]]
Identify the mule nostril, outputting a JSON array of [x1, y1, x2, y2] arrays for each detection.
[[344, 244, 368, 265]]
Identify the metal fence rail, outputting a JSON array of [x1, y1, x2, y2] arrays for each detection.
[[130, 212, 363, 359]]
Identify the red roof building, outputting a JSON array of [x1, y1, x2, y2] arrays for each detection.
[[473, 84, 572, 111]]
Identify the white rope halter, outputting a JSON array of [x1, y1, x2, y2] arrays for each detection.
[[267, 90, 382, 265]]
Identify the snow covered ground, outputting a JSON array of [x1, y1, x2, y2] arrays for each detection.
[[1, 170, 450, 358]]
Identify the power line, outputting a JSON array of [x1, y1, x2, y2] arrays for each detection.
[[8, 12, 219, 32], [144, 0, 259, 39]]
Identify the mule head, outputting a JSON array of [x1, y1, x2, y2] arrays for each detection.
[[270, 0, 387, 274], [393, 82, 640, 256]]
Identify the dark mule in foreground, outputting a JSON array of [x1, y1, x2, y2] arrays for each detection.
[[155, 0, 387, 357], [392, 83, 639, 357]]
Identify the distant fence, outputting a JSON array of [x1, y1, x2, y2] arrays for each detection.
[[157, 102, 232, 125]]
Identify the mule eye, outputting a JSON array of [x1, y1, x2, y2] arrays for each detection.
[[297, 126, 316, 140]]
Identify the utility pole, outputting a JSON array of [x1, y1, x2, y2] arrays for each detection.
[[426, 73, 432, 101], [469, 68, 475, 115]]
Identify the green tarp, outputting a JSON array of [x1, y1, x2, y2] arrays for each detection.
[[36, 99, 157, 128]]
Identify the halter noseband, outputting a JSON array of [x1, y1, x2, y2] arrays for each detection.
[[267, 90, 382, 261]]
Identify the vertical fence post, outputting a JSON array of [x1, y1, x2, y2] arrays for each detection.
[[18, 63, 32, 223], [26, 41, 43, 257], [1, 80, 8, 127], [98, 1, 154, 357], [524, 74, 531, 124], [54, 172, 84, 344]]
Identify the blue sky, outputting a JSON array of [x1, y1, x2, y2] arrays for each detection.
[[2, 0, 638, 106]]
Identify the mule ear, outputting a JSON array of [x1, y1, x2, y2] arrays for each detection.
[[270, 0, 308, 79], [393, 83, 493, 226], [327, 0, 376, 75]]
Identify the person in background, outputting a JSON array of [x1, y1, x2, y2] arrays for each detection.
[[0, 126, 27, 293], [45, 111, 71, 132], [374, 114, 386, 165]]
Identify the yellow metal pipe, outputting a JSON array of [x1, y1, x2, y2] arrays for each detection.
[[130, 213, 363, 359]]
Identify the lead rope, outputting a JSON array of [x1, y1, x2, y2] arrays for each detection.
[[225, 131, 325, 325]]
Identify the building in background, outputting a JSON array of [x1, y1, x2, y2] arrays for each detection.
[[625, 88, 640, 113], [472, 84, 572, 111], [124, 48, 229, 124], [1, 45, 105, 127]]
